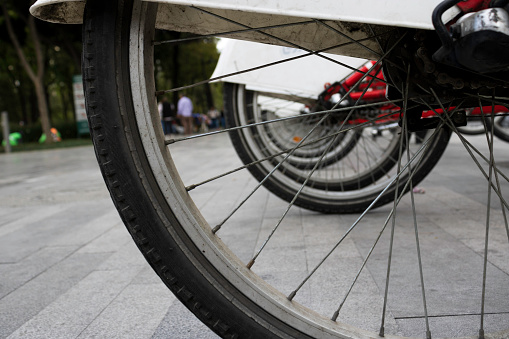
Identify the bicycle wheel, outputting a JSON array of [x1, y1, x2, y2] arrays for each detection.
[[83, 0, 509, 338], [247, 96, 362, 171], [456, 111, 485, 135], [489, 115, 509, 143], [225, 83, 450, 213]]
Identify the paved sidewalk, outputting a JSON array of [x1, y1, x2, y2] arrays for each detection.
[[0, 142, 219, 339], [0, 132, 508, 338]]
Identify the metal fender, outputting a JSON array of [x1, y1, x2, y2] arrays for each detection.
[[30, 0, 85, 24], [30, 0, 461, 59], [212, 39, 368, 98], [31, 0, 457, 28]]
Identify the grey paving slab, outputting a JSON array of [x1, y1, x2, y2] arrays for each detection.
[[395, 313, 509, 338], [0, 245, 77, 299], [48, 209, 120, 247], [0, 147, 108, 208], [76, 220, 131, 254], [7, 267, 144, 339], [77, 282, 174, 339], [95, 240, 148, 271], [0, 207, 25, 227], [0, 251, 110, 338], [131, 265, 166, 285], [0, 202, 114, 263], [0, 205, 65, 238], [151, 300, 220, 339]]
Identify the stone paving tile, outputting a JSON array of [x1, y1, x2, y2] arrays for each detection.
[[7, 267, 143, 339], [0, 205, 65, 239], [47, 207, 120, 248], [95, 240, 148, 271], [395, 313, 509, 338], [0, 202, 113, 264], [0, 251, 109, 338], [76, 220, 130, 254], [151, 299, 220, 339], [130, 265, 164, 285], [0, 245, 77, 299], [78, 282, 174, 339], [352, 215, 509, 317], [0, 207, 25, 227]]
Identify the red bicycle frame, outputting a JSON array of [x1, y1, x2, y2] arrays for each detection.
[[321, 61, 509, 127]]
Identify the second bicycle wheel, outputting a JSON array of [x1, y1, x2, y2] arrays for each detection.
[[225, 82, 451, 213], [82, 0, 509, 338], [489, 115, 509, 143]]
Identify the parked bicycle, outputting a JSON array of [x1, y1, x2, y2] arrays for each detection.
[[31, 0, 509, 338]]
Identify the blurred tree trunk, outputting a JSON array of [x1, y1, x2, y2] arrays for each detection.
[[202, 60, 214, 110], [171, 32, 181, 109], [1, 1, 53, 143]]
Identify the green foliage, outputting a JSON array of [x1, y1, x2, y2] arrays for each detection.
[[0, 122, 41, 144], [0, 138, 92, 153], [154, 32, 222, 114], [0, 119, 86, 144], [0, 33, 34, 123], [1, 0, 82, 130], [1, 2, 223, 142]]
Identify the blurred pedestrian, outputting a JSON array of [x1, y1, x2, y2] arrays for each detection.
[[158, 97, 177, 135], [178, 93, 193, 135], [207, 106, 220, 130]]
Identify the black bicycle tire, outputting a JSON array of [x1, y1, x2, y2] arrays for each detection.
[[82, 1, 313, 338], [456, 120, 485, 135], [487, 116, 509, 142]]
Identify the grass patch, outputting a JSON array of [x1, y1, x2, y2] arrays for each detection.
[[0, 138, 93, 153]]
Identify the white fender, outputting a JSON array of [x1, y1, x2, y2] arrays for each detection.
[[30, 0, 460, 59], [212, 39, 368, 99], [31, 0, 461, 28]]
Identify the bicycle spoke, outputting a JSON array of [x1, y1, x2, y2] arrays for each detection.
[[154, 7, 400, 97], [156, 3, 509, 334], [359, 135, 377, 184], [379, 71, 411, 337], [209, 53, 406, 233], [422, 93, 509, 210], [184, 109, 404, 192], [153, 20, 316, 45], [165, 100, 404, 145], [405, 119, 432, 339], [213, 63, 384, 232], [479, 102, 509, 242], [246, 65, 387, 268], [331, 125, 438, 322], [166, 19, 508, 335], [478, 97, 496, 339], [156, 38, 382, 96], [287, 124, 444, 302], [247, 124, 350, 269], [212, 107, 333, 233], [313, 19, 382, 58], [191, 6, 390, 82]]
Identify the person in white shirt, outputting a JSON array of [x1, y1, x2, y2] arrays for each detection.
[[177, 93, 193, 135]]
